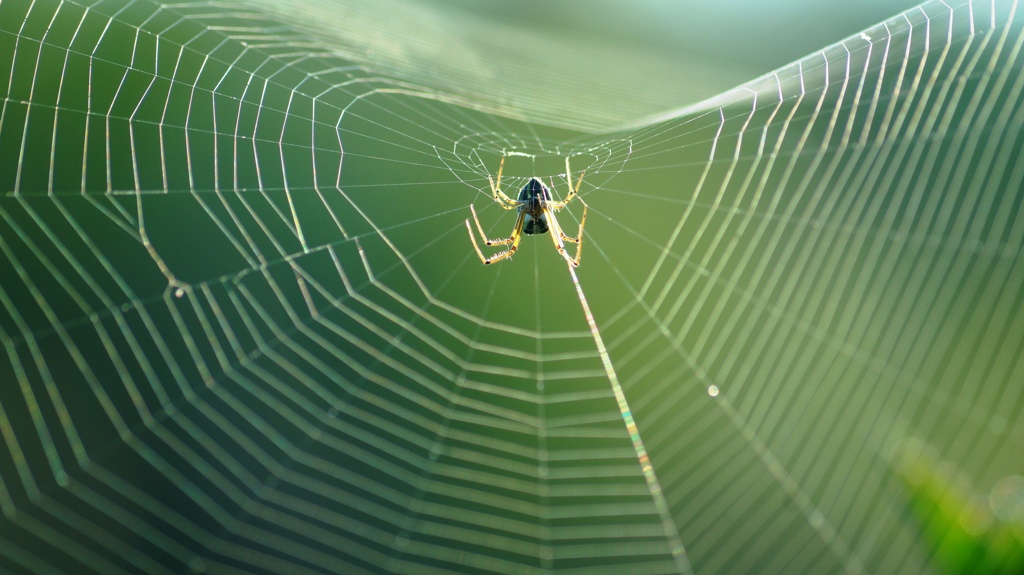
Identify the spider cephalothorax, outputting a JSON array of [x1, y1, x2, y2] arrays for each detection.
[[466, 157, 587, 266]]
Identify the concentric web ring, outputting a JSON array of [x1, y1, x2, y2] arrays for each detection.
[[1, 0, 1023, 574]]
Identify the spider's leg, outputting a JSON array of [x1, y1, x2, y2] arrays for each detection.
[[544, 207, 582, 267], [489, 156, 519, 209], [550, 156, 584, 210], [466, 208, 525, 265], [559, 200, 587, 245], [468, 204, 517, 245]]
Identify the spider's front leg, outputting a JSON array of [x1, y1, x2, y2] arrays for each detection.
[[549, 156, 585, 210], [489, 156, 520, 209]]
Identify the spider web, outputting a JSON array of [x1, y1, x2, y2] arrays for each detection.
[[1, 0, 1023, 574]]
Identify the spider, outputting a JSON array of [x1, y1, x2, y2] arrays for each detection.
[[465, 156, 588, 266]]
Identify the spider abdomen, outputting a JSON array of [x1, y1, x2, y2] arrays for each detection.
[[523, 213, 549, 235], [520, 178, 551, 235]]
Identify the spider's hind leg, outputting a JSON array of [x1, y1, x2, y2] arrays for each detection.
[[558, 200, 587, 245], [544, 206, 584, 267], [468, 204, 515, 246], [466, 205, 526, 264]]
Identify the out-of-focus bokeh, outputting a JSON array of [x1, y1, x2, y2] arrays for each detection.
[[434, 0, 924, 71], [1, 1, 1023, 574]]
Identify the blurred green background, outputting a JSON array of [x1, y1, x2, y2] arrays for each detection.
[[1, 0, 1023, 574]]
